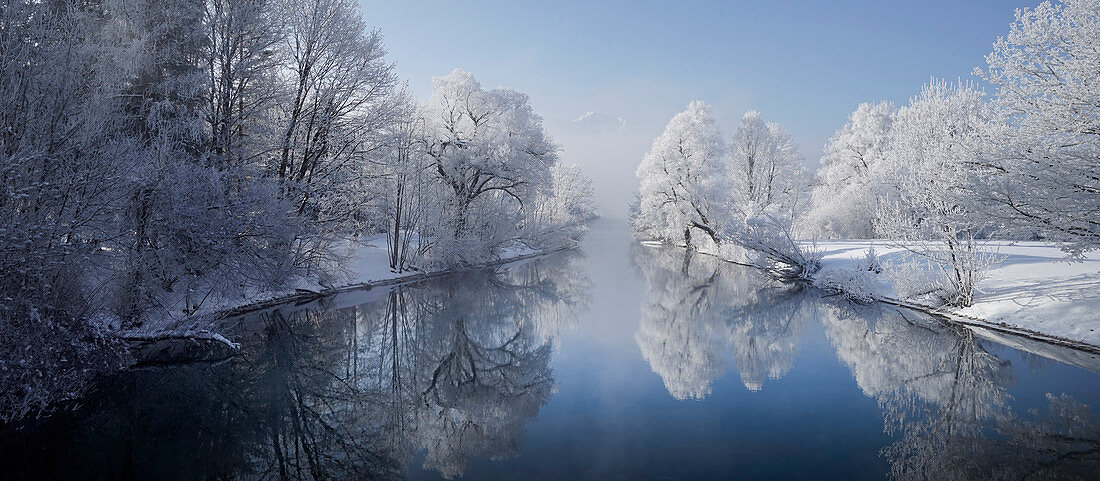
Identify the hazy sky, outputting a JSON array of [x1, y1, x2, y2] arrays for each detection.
[[358, 0, 1023, 217]]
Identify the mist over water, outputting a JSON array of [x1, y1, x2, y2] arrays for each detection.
[[546, 119, 651, 220]]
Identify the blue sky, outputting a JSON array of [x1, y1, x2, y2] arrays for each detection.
[[359, 0, 1024, 216]]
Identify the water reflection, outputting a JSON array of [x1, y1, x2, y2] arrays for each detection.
[[631, 243, 1100, 479], [0, 251, 590, 480], [631, 244, 812, 397], [823, 302, 1100, 480], [3, 241, 1098, 480]]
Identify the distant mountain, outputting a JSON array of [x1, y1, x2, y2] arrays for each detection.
[[572, 111, 626, 132]]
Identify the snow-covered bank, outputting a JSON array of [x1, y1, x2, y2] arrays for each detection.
[[811, 240, 1100, 349], [122, 236, 550, 341], [213, 240, 551, 321]]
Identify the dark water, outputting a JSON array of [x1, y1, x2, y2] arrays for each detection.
[[3, 218, 1099, 480]]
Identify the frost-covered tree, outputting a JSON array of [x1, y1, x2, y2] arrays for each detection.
[[974, 0, 1100, 256], [631, 104, 817, 278], [112, 0, 208, 152], [203, 0, 283, 170], [729, 110, 808, 212], [0, 0, 411, 418], [100, 0, 333, 322], [874, 80, 997, 307], [524, 163, 597, 249], [100, 0, 211, 321], [418, 69, 560, 264], [632, 101, 729, 248], [549, 163, 598, 230], [806, 101, 895, 239], [0, 0, 140, 420], [276, 0, 399, 221], [369, 103, 434, 273], [359, 69, 592, 273], [0, 0, 596, 422], [722, 111, 817, 278]]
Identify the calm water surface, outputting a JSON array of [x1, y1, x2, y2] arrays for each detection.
[[3, 218, 1099, 480]]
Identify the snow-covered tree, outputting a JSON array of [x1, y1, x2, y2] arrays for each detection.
[[874, 80, 997, 307], [549, 163, 598, 230], [369, 105, 435, 273], [524, 163, 597, 249], [974, 0, 1100, 256], [806, 101, 895, 239], [0, 0, 595, 423], [99, 0, 336, 322], [0, 0, 412, 417], [632, 101, 729, 248], [112, 0, 208, 152], [275, 0, 399, 221], [418, 69, 560, 263], [0, 0, 139, 420], [631, 104, 817, 278], [203, 0, 283, 171], [721, 111, 818, 278], [728, 110, 808, 212]]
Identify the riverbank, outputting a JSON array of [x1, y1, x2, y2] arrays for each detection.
[[119, 237, 558, 347], [811, 240, 1100, 351]]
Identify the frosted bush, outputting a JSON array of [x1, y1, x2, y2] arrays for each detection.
[[813, 267, 881, 303]]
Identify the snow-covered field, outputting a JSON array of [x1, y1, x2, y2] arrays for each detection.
[[812, 240, 1100, 347]]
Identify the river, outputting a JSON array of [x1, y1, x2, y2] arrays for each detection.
[[2, 218, 1098, 480]]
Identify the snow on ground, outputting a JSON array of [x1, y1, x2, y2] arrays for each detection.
[[347, 235, 540, 284], [810, 240, 1100, 347], [346, 235, 407, 285], [126, 236, 544, 338]]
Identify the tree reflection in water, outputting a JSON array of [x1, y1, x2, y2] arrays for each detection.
[[631, 244, 813, 398], [823, 302, 1100, 480], [2, 246, 1097, 480], [631, 243, 1099, 479], [0, 251, 590, 480]]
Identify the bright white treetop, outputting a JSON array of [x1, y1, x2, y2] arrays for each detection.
[[728, 110, 807, 212], [807, 101, 895, 239], [875, 80, 996, 307], [975, 0, 1100, 255], [632, 105, 817, 277], [420, 69, 557, 225], [721, 110, 816, 277], [633, 100, 730, 247]]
